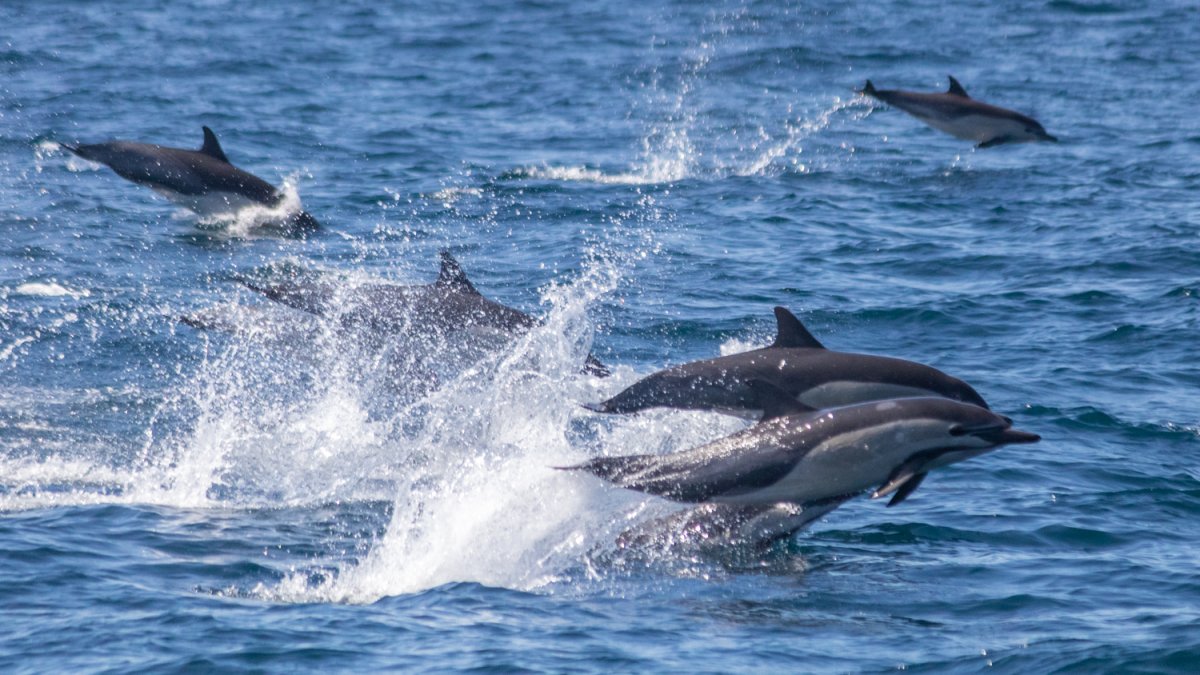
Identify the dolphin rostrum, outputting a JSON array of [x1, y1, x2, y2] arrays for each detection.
[[586, 306, 986, 417], [239, 251, 610, 376], [565, 380, 1039, 509], [62, 126, 319, 231], [859, 76, 1057, 148]]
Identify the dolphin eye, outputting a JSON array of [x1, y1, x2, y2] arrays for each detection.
[[949, 424, 967, 436]]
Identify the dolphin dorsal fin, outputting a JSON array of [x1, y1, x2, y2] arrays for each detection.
[[436, 251, 480, 294], [748, 379, 818, 421], [770, 307, 825, 349], [947, 76, 969, 98], [199, 126, 230, 163]]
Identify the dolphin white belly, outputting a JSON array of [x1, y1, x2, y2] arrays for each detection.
[[151, 187, 263, 216], [917, 114, 1027, 143]]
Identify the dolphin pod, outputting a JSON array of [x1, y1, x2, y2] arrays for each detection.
[[586, 306, 988, 417], [62, 126, 320, 232], [859, 76, 1057, 148], [237, 251, 610, 377], [58, 76, 1049, 552]]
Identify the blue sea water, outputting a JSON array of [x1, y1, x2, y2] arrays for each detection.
[[2, 0, 1199, 671]]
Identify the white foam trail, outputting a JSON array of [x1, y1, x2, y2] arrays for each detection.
[[12, 282, 90, 299], [194, 172, 311, 237]]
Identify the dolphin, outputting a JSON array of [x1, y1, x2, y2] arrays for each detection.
[[859, 76, 1057, 148], [614, 497, 855, 553], [564, 380, 1039, 509], [586, 306, 986, 417], [239, 251, 610, 376], [61, 126, 319, 231]]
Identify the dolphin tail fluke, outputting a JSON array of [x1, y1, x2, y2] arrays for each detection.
[[555, 454, 657, 486], [234, 275, 271, 297], [857, 80, 878, 97], [580, 400, 614, 414], [583, 354, 611, 378], [178, 314, 212, 330], [287, 210, 321, 232]]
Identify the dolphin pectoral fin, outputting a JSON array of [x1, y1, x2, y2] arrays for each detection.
[[976, 136, 1012, 149], [436, 251, 481, 295], [871, 465, 917, 501], [885, 472, 927, 507], [199, 126, 231, 163], [771, 306, 825, 349], [747, 379, 818, 421], [946, 76, 970, 98]]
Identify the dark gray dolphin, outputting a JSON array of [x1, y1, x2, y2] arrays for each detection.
[[859, 76, 1057, 148], [62, 126, 319, 231], [586, 306, 986, 417], [239, 251, 610, 376], [565, 380, 1039, 509]]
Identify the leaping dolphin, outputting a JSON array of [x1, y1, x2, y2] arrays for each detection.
[[859, 76, 1057, 148], [586, 306, 986, 417], [564, 380, 1039, 510], [239, 251, 610, 377], [62, 126, 319, 231]]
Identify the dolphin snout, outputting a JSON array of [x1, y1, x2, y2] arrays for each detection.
[[994, 428, 1041, 444], [1041, 132, 1059, 143]]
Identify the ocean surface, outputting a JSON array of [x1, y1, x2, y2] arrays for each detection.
[[2, 0, 1199, 671]]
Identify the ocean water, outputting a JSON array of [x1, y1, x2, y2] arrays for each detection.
[[2, 0, 1199, 671]]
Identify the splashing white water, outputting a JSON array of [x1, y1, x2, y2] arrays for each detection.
[[193, 173, 313, 237], [519, 97, 871, 186]]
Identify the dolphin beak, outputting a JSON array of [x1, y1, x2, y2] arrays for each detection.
[[994, 428, 1041, 444], [955, 423, 1040, 445], [1042, 133, 1059, 143]]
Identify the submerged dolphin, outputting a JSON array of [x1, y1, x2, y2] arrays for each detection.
[[586, 306, 986, 417], [565, 380, 1039, 509], [62, 126, 319, 231], [240, 251, 610, 376], [859, 76, 1057, 148], [615, 497, 854, 553]]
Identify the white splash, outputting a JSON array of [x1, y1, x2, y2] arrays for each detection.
[[194, 172, 313, 237], [13, 282, 90, 299]]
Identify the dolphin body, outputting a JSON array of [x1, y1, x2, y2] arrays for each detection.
[[587, 306, 986, 417], [613, 497, 854, 553], [565, 381, 1039, 512], [62, 127, 319, 231], [239, 251, 610, 377], [859, 76, 1057, 148]]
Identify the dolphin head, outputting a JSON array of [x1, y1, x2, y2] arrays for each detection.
[[866, 400, 1038, 505], [928, 399, 1040, 448], [1018, 118, 1058, 144]]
